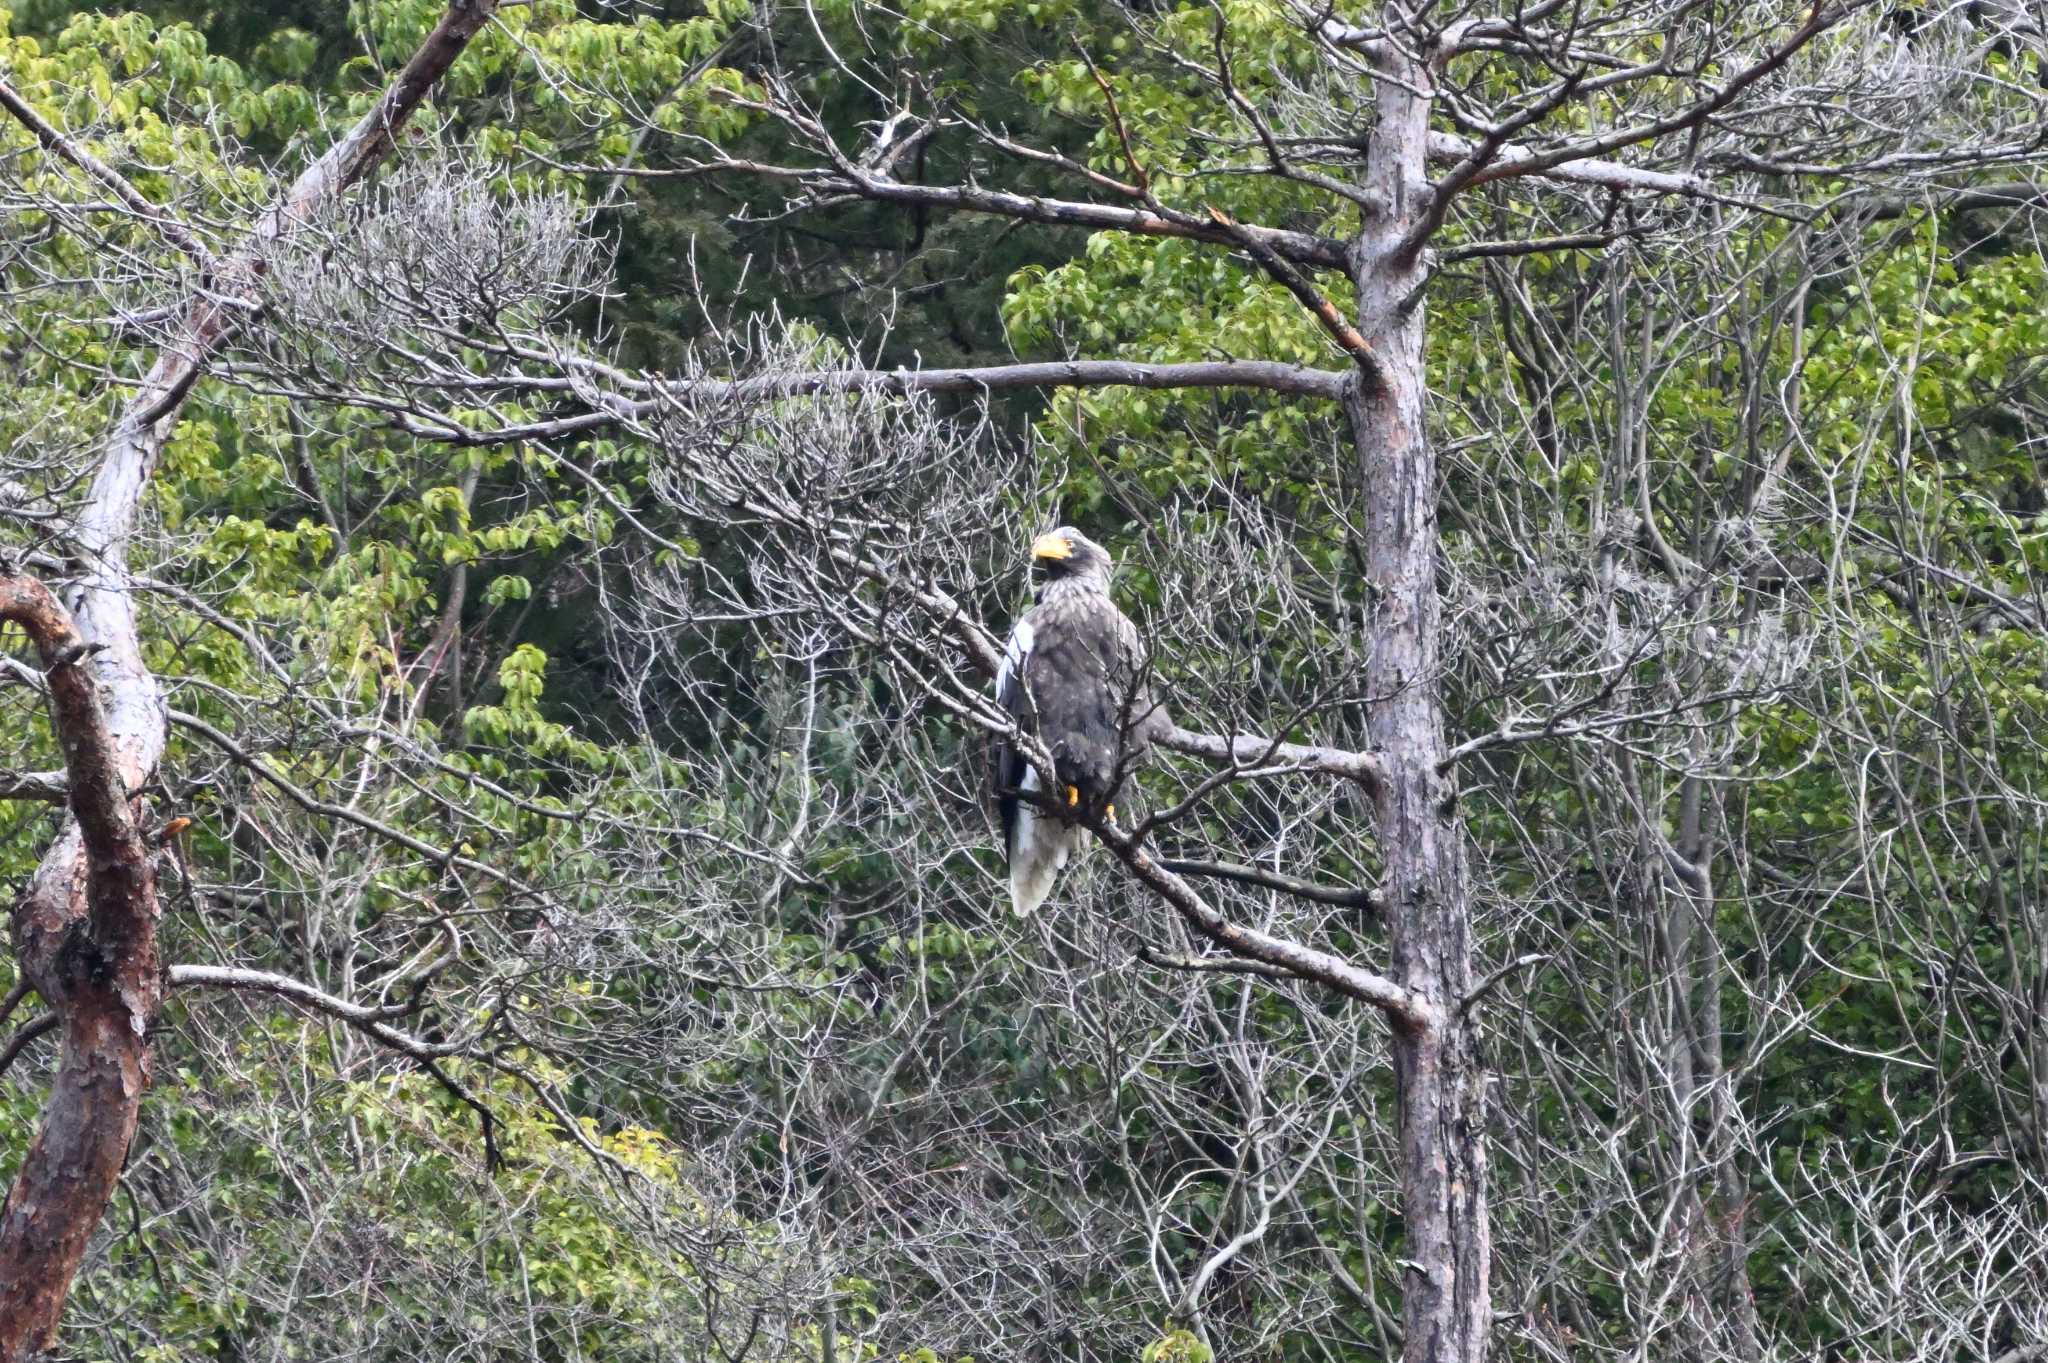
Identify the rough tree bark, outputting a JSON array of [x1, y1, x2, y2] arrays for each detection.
[[0, 3, 499, 1354], [0, 578, 160, 1361], [1349, 41, 1490, 1363]]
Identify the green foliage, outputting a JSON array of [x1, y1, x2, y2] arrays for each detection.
[[71, 1048, 773, 1361], [1140, 1330, 1212, 1363]]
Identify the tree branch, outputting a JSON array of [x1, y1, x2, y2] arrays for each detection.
[[0, 768, 68, 802], [0, 1014, 58, 1081], [1156, 722, 1386, 795], [1426, 131, 1711, 199], [391, 358, 1353, 447], [166, 965, 470, 1057], [1095, 818, 1435, 1029], [168, 709, 542, 900], [1442, 231, 1619, 261], [1157, 857, 1381, 913], [0, 78, 215, 266], [1205, 205, 1379, 378], [1136, 944, 1299, 980], [624, 157, 1353, 271], [167, 965, 504, 1170], [1460, 953, 1550, 1015], [1452, 4, 1848, 196], [1845, 181, 2048, 221]]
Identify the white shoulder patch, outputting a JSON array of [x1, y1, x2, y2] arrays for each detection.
[[997, 617, 1034, 696]]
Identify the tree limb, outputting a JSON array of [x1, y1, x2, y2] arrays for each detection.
[[618, 157, 1352, 271], [1135, 946, 1300, 980], [1453, 5, 1849, 196], [1426, 131, 1712, 199], [1157, 857, 1381, 913], [1156, 723, 1386, 796], [0, 1014, 58, 1081], [1205, 205, 1379, 378], [166, 965, 472, 1057], [1096, 817, 1436, 1029], [0, 768, 68, 802], [0, 78, 215, 267], [168, 709, 542, 901], [1845, 181, 2048, 221], [391, 358, 1353, 447]]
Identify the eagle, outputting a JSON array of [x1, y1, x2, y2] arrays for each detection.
[[995, 527, 1162, 916]]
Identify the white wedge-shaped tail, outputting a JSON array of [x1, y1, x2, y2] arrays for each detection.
[[1008, 768, 1081, 916]]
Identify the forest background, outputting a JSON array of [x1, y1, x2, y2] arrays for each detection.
[[2, 1, 2047, 1361]]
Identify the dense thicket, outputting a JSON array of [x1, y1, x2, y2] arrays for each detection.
[[2, 2, 2046, 1361]]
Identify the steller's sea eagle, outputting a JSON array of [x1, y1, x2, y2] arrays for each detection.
[[995, 527, 1163, 916]]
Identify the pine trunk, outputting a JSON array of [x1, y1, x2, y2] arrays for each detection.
[[1353, 43, 1492, 1363]]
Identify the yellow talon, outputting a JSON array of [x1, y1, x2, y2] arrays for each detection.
[[1065, 785, 1080, 808], [1105, 803, 1116, 820]]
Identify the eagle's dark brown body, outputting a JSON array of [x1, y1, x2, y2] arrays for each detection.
[[995, 529, 1161, 915]]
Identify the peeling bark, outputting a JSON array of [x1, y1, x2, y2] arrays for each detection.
[[0, 577, 159, 1362]]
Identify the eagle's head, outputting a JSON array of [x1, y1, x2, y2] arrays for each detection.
[[1031, 527, 1113, 586]]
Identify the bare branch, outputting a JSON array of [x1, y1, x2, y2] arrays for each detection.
[[638, 155, 1352, 270], [1157, 723, 1386, 795], [1205, 205, 1379, 377], [386, 357, 1353, 448], [0, 768, 67, 802], [1455, 5, 1852, 195], [1134, 946, 1300, 980], [168, 709, 543, 901], [166, 965, 474, 1059], [1426, 131, 1713, 199], [1096, 817, 1434, 1029], [1157, 857, 1381, 912], [0, 78, 215, 266], [0, 1014, 57, 1081]]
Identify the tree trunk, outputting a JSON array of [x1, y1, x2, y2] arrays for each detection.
[[1353, 44, 1492, 1363], [0, 581, 161, 1362], [0, 956, 161, 1361], [1348, 356, 1492, 1363]]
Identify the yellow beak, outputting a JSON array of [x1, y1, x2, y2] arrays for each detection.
[[1031, 532, 1074, 561]]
